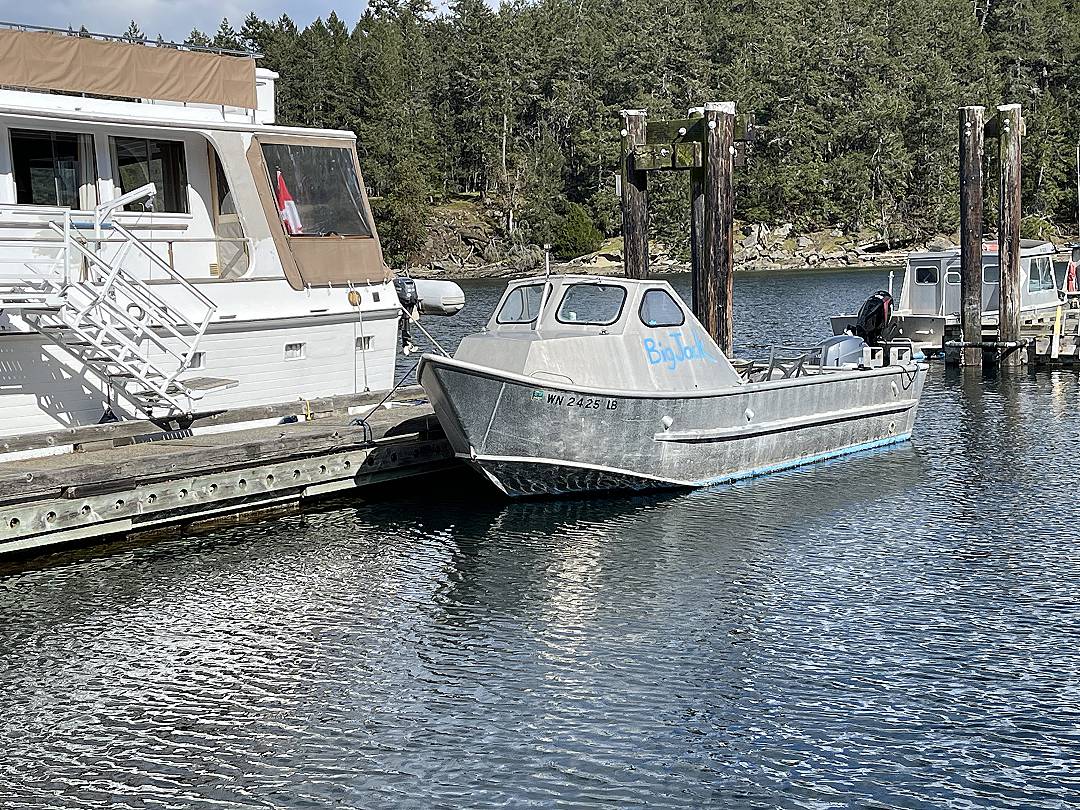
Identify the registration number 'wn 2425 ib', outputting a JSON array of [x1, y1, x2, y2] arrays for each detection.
[[532, 390, 618, 411]]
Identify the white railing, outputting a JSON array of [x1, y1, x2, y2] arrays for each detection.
[[46, 220, 216, 391], [0, 187, 248, 413]]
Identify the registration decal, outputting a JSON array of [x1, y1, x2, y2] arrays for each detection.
[[537, 391, 618, 411]]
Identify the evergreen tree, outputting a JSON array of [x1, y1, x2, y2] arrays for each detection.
[[142, 0, 1080, 262], [212, 19, 242, 51], [186, 29, 212, 48], [123, 21, 144, 43]]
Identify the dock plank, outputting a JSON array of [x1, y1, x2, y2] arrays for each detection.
[[0, 397, 454, 557], [0, 403, 439, 504]]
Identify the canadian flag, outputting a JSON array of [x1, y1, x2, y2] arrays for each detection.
[[275, 171, 303, 234]]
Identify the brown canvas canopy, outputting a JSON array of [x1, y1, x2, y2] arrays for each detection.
[[247, 135, 387, 290], [0, 28, 256, 108]]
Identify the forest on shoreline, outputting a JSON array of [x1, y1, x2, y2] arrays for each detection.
[[125, 0, 1080, 267]]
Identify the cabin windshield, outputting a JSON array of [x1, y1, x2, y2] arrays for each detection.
[[1029, 256, 1055, 292], [261, 143, 373, 237], [556, 283, 626, 325], [497, 283, 545, 324], [639, 288, 685, 327]]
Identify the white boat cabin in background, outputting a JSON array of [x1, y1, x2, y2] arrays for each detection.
[[0, 24, 401, 439], [831, 239, 1063, 355]]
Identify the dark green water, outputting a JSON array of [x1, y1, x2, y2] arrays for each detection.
[[1, 270, 1077, 808]]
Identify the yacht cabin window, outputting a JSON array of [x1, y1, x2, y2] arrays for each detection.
[[639, 288, 685, 327], [496, 283, 545, 324], [260, 143, 373, 237], [111, 137, 189, 213], [10, 129, 97, 209], [556, 283, 626, 325]]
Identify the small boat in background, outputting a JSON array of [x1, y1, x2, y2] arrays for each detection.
[[419, 275, 927, 497], [830, 240, 1064, 356]]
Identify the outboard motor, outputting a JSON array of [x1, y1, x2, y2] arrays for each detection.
[[394, 277, 420, 354], [394, 277, 465, 316], [394, 276, 466, 355], [851, 290, 896, 345], [394, 277, 419, 312]]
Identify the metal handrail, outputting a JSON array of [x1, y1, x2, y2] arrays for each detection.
[[0, 237, 252, 245], [57, 233, 204, 353], [51, 218, 216, 389], [0, 21, 262, 58], [50, 221, 215, 324], [110, 223, 217, 312], [64, 274, 193, 365]]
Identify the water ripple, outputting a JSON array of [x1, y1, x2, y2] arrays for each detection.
[[2, 271, 1080, 808]]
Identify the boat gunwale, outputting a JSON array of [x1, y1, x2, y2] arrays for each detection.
[[418, 352, 925, 401]]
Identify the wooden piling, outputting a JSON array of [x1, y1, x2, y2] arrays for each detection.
[[997, 103, 1023, 366], [688, 107, 705, 317], [620, 109, 650, 279], [959, 105, 985, 367], [701, 102, 736, 354]]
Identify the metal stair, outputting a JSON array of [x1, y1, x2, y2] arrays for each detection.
[[0, 184, 237, 417]]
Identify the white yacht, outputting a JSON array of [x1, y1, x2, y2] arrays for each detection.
[[830, 240, 1063, 356], [0, 25, 405, 439]]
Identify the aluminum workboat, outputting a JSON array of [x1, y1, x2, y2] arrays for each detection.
[[419, 275, 927, 496]]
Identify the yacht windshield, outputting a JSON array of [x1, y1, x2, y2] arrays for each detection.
[[261, 143, 373, 237]]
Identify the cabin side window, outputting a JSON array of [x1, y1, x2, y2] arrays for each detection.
[[914, 265, 938, 285], [111, 137, 189, 213], [983, 261, 999, 284], [10, 129, 97, 209], [556, 283, 627, 325], [260, 143, 373, 237], [1028, 256, 1055, 292], [639, 288, 685, 327], [496, 283, 545, 324]]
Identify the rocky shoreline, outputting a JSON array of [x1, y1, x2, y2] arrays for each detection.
[[408, 220, 928, 281]]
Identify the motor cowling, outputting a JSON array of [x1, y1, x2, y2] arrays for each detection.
[[852, 290, 895, 345], [394, 277, 419, 312]]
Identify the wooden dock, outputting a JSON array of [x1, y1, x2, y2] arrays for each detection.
[[0, 387, 453, 557], [943, 299, 1080, 366], [1025, 299, 1080, 365]]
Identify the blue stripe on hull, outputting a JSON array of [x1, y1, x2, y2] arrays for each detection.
[[695, 432, 912, 488]]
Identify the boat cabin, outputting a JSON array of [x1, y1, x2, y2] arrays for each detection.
[[899, 240, 1059, 317], [454, 275, 745, 391]]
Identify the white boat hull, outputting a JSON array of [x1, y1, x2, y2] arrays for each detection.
[[0, 308, 401, 438]]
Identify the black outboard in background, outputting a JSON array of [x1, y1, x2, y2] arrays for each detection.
[[850, 290, 898, 345], [394, 276, 467, 355], [395, 277, 420, 353]]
